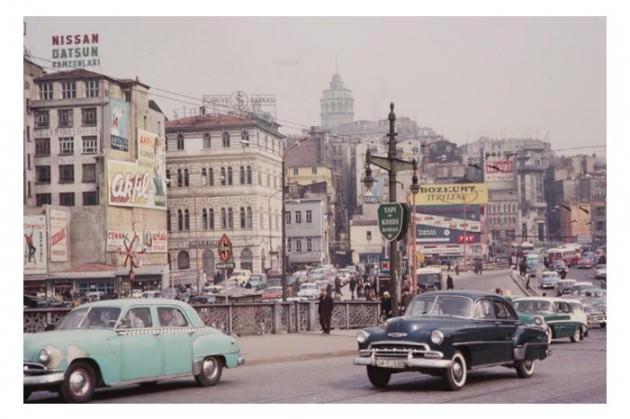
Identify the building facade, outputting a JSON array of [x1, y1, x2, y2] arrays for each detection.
[[285, 198, 329, 268], [165, 113, 284, 285], [25, 68, 168, 296], [320, 73, 354, 129]]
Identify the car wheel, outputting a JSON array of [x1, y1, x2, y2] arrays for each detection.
[[444, 350, 467, 391], [195, 356, 223, 387], [583, 326, 589, 338], [545, 327, 553, 344], [60, 361, 96, 403], [570, 327, 582, 343], [366, 366, 391, 387], [515, 359, 535, 378]]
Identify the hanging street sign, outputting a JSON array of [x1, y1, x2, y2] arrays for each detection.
[[217, 234, 233, 263], [377, 203, 410, 241], [216, 261, 236, 270]]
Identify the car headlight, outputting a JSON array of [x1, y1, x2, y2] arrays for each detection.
[[38, 348, 50, 364], [357, 330, 369, 344], [533, 316, 544, 326], [430, 329, 444, 345]]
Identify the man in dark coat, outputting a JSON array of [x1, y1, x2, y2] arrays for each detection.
[[318, 287, 334, 334], [349, 276, 357, 299], [400, 287, 414, 315], [446, 274, 454, 290]]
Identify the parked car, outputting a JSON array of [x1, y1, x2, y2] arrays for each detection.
[[188, 294, 218, 305], [577, 257, 594, 269], [228, 270, 251, 287], [261, 286, 283, 301], [513, 297, 585, 344], [131, 289, 143, 299], [567, 282, 597, 297], [24, 295, 69, 308], [353, 291, 550, 391], [538, 271, 560, 289], [583, 303, 607, 329], [24, 299, 244, 402], [142, 290, 162, 299], [594, 264, 606, 280], [555, 279, 577, 296], [296, 283, 321, 300], [247, 274, 267, 290]]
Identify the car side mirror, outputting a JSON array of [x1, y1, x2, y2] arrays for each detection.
[[44, 324, 55, 331]]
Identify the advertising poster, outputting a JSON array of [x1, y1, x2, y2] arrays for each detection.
[[415, 183, 488, 206], [110, 98, 129, 152], [137, 129, 167, 200], [107, 230, 167, 253], [107, 160, 167, 210], [485, 159, 514, 183], [24, 215, 47, 275], [48, 208, 68, 262]]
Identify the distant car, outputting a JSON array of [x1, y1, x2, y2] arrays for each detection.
[[131, 289, 143, 299], [583, 303, 607, 329], [567, 282, 597, 297], [228, 270, 251, 287], [247, 274, 267, 290], [513, 297, 586, 344], [551, 260, 568, 274], [24, 299, 244, 402], [354, 291, 550, 391], [555, 279, 577, 296], [577, 257, 594, 269], [261, 286, 283, 301], [188, 294, 218, 305], [296, 283, 321, 300], [142, 290, 162, 299], [538, 271, 560, 289], [594, 264, 606, 280]]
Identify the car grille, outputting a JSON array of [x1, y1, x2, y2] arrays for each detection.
[[368, 342, 430, 359]]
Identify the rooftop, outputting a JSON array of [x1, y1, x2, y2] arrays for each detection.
[[35, 68, 150, 89], [166, 113, 282, 136]]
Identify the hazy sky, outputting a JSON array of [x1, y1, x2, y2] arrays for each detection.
[[24, 17, 605, 152]]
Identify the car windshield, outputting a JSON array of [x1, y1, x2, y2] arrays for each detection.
[[57, 306, 121, 330], [514, 300, 552, 313], [405, 295, 472, 319]]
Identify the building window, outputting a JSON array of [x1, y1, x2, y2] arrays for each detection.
[[295, 211, 302, 224], [228, 208, 234, 229], [81, 136, 97, 154], [296, 240, 302, 252], [285, 211, 291, 224], [287, 239, 292, 252], [312, 167, 317, 174], [183, 169, 189, 186], [247, 206, 252, 229], [58, 109, 73, 128], [293, 168, 299, 175], [27, 155, 31, 170], [306, 210, 312, 223], [240, 207, 246, 228], [241, 130, 249, 143], [36, 193, 51, 206], [220, 167, 226, 186], [35, 166, 50, 184], [221, 208, 227, 229], [208, 168, 214, 186], [82, 191, 98, 206], [227, 167, 233, 185], [307, 238, 312, 252], [35, 138, 50, 156], [177, 251, 190, 270], [61, 81, 76, 99], [167, 210, 171, 232], [222, 131, 230, 147], [59, 137, 74, 155], [184, 209, 190, 231], [166, 169, 171, 188], [240, 166, 245, 185], [81, 108, 97, 126], [177, 209, 183, 231], [82, 163, 96, 183], [202, 208, 208, 230], [177, 133, 184, 150], [204, 132, 211, 148], [40, 82, 53, 100], [59, 164, 74, 183], [86, 79, 99, 97], [201, 168, 208, 186], [208, 208, 214, 229], [258, 172, 262, 185], [59, 192, 75, 206], [35, 110, 49, 128], [177, 169, 183, 187], [246, 166, 252, 184], [366, 231, 372, 241]]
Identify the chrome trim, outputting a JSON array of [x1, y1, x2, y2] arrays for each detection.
[[513, 342, 549, 360], [238, 356, 245, 366], [453, 340, 512, 346], [24, 371, 64, 386], [110, 373, 192, 387], [470, 362, 514, 370], [387, 332, 408, 338], [353, 356, 452, 369], [368, 341, 429, 350]]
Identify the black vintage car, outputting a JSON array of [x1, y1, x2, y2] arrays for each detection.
[[353, 291, 551, 390]]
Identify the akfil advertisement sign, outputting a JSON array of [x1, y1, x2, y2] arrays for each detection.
[[24, 215, 47, 275], [485, 159, 514, 183], [51, 33, 100, 69], [107, 160, 167, 210]]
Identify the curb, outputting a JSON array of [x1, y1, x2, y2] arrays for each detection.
[[509, 270, 540, 297], [243, 349, 356, 367]]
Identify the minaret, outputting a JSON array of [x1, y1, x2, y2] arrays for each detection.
[[320, 71, 354, 129]]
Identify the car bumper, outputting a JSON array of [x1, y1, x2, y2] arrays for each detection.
[[353, 347, 452, 369], [24, 365, 65, 387], [353, 356, 453, 369]]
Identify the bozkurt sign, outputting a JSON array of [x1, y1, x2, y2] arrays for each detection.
[[415, 183, 488, 205]]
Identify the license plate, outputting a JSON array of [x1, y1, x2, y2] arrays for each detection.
[[376, 359, 406, 369]]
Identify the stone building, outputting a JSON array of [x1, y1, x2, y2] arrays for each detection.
[[25, 67, 168, 296], [320, 73, 354, 129], [165, 113, 285, 285]]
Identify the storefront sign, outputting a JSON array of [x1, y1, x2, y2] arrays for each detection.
[[106, 230, 167, 253], [107, 160, 167, 210], [24, 215, 47, 275], [48, 208, 68, 262], [485, 160, 514, 182], [415, 183, 488, 205], [110, 98, 129, 152], [51, 33, 100, 69]]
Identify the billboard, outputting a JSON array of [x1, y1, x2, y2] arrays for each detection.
[[485, 159, 514, 183], [106, 230, 167, 253], [48, 208, 68, 262], [24, 215, 47, 275], [137, 129, 167, 200], [107, 160, 167, 210], [51, 33, 100, 69], [415, 183, 488, 205], [110, 98, 129, 152]]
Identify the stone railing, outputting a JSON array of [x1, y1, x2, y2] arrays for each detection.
[[24, 301, 381, 335]]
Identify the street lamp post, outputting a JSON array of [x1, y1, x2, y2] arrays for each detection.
[[362, 103, 419, 316]]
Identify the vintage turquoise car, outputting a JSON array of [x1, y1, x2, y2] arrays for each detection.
[[513, 297, 585, 344], [24, 299, 244, 403]]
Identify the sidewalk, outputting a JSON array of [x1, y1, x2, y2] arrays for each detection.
[[237, 329, 359, 366]]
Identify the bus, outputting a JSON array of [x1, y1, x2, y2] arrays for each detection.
[[416, 266, 446, 291], [547, 248, 580, 267]]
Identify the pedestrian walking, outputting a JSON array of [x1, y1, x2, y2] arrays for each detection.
[[455, 262, 460, 276], [364, 281, 373, 301], [349, 277, 357, 300], [380, 291, 392, 321], [478, 261, 483, 275], [318, 288, 334, 334], [446, 274, 454, 290], [400, 287, 413, 315], [334, 276, 342, 297], [356, 279, 364, 298], [447, 260, 452, 272]]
